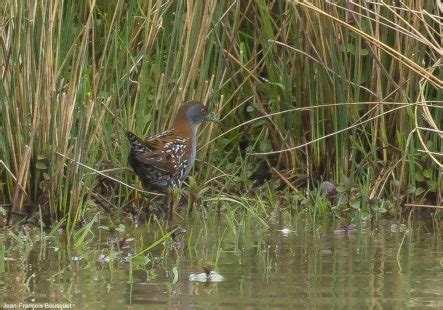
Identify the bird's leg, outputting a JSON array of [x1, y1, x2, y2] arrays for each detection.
[[166, 191, 173, 220], [133, 180, 143, 213], [168, 187, 182, 222]]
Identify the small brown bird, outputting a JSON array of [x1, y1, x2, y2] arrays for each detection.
[[126, 101, 218, 216]]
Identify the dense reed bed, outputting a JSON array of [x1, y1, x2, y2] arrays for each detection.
[[1, 0, 441, 230]]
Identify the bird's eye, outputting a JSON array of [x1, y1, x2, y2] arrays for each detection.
[[200, 108, 207, 115]]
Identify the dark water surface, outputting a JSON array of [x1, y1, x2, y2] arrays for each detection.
[[1, 212, 443, 309]]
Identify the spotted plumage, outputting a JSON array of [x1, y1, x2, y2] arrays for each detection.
[[127, 130, 190, 190], [127, 101, 218, 194]]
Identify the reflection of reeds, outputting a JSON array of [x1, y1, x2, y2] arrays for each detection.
[[1, 1, 441, 227]]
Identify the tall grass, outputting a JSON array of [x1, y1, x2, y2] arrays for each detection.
[[1, 0, 441, 227]]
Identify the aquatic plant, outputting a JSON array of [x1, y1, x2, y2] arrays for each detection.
[[0, 1, 441, 230]]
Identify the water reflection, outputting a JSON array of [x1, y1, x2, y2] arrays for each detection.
[[1, 213, 442, 308]]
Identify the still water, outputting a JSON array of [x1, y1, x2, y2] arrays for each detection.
[[1, 211, 443, 308]]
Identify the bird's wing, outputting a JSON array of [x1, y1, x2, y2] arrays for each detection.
[[126, 130, 188, 176]]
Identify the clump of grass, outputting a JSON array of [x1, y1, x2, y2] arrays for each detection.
[[0, 1, 441, 230]]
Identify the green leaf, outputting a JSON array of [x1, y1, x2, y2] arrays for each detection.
[[376, 207, 387, 213], [188, 176, 196, 187], [360, 210, 371, 221], [240, 41, 246, 65], [427, 180, 437, 192], [266, 82, 285, 91], [259, 139, 271, 152], [74, 213, 99, 248], [349, 198, 360, 209], [346, 43, 355, 54], [422, 168, 432, 179], [172, 266, 179, 284], [415, 173, 425, 182], [36, 161, 47, 170], [131, 255, 150, 267], [246, 105, 255, 113], [407, 186, 416, 194], [251, 120, 267, 128], [115, 224, 126, 233], [336, 186, 346, 193]]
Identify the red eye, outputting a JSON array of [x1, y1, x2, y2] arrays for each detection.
[[200, 108, 207, 115]]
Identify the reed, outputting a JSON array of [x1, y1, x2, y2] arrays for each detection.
[[1, 0, 441, 228]]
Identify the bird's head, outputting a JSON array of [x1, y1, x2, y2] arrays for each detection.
[[180, 101, 219, 125]]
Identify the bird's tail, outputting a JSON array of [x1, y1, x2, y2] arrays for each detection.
[[126, 131, 144, 153]]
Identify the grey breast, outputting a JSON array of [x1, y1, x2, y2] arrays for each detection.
[[183, 125, 197, 179]]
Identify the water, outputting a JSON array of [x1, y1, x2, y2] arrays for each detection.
[[1, 212, 443, 308]]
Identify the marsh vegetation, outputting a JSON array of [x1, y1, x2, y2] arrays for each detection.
[[0, 0, 442, 307], [1, 0, 441, 227]]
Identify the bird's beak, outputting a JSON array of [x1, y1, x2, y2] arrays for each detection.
[[205, 113, 220, 123]]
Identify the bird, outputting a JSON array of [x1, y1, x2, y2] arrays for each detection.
[[126, 101, 218, 217]]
